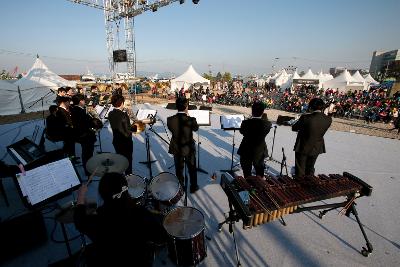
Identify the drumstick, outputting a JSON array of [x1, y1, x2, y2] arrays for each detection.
[[86, 167, 98, 185]]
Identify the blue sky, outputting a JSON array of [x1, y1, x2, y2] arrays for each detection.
[[0, 0, 399, 76]]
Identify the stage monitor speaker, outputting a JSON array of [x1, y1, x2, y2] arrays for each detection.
[[113, 50, 127, 62], [166, 103, 176, 110], [276, 115, 295, 126], [165, 103, 197, 110], [188, 104, 197, 110], [0, 210, 47, 262], [199, 105, 212, 111]]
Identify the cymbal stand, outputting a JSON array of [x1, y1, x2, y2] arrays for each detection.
[[196, 129, 208, 174], [217, 201, 242, 267], [278, 147, 288, 226], [139, 130, 157, 179], [280, 147, 288, 176], [220, 129, 240, 175]]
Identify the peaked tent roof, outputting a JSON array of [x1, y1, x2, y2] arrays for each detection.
[[364, 74, 379, 84], [170, 65, 210, 91], [352, 71, 366, 83], [322, 69, 363, 92], [292, 71, 301, 79], [301, 69, 316, 79], [13, 57, 76, 114], [0, 80, 22, 115]]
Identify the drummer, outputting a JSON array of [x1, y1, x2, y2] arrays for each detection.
[[74, 172, 166, 267]]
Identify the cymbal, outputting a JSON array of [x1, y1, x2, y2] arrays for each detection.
[[55, 201, 97, 224], [86, 153, 129, 176]]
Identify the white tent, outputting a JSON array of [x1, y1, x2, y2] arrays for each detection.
[[274, 69, 290, 87], [316, 71, 333, 89], [301, 69, 316, 79], [292, 70, 301, 80], [13, 57, 76, 114], [322, 69, 363, 92], [170, 65, 210, 92], [0, 80, 23, 115], [364, 74, 379, 85], [352, 71, 366, 83]]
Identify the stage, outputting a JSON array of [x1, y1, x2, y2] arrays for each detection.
[[0, 103, 399, 267]]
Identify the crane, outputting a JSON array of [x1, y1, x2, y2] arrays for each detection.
[[67, 0, 200, 80]]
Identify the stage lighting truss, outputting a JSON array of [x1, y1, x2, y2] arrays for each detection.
[[67, 0, 199, 20], [67, 0, 200, 79]]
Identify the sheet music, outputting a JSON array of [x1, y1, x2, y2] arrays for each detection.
[[136, 109, 157, 121], [220, 114, 244, 129], [15, 158, 80, 206], [188, 110, 211, 126]]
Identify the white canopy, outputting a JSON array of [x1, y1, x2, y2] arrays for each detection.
[[170, 65, 210, 92], [364, 74, 379, 84], [274, 69, 290, 87], [292, 70, 301, 80], [322, 69, 363, 92], [352, 71, 366, 83], [0, 80, 23, 115], [301, 69, 316, 79], [13, 57, 76, 114]]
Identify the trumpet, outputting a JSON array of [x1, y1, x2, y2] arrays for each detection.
[[131, 117, 156, 134], [132, 121, 146, 134]]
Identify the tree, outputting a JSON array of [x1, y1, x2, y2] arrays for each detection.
[[216, 72, 222, 81], [203, 73, 213, 81], [222, 72, 232, 82]]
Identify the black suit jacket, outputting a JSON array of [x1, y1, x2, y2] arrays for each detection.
[[167, 113, 199, 156], [108, 109, 133, 144], [70, 106, 96, 143], [237, 117, 272, 157], [292, 111, 332, 156]]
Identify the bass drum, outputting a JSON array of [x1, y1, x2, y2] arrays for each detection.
[[163, 206, 206, 266], [126, 174, 146, 206]]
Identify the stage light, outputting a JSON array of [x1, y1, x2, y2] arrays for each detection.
[[152, 5, 157, 12], [192, 0, 199, 4], [180, 0, 185, 4]]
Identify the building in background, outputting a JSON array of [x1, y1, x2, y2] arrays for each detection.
[[369, 49, 400, 80]]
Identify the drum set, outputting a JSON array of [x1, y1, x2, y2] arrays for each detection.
[[85, 153, 207, 266]]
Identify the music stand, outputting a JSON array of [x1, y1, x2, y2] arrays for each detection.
[[14, 157, 81, 209], [219, 115, 244, 174], [188, 110, 211, 174], [138, 109, 158, 179]]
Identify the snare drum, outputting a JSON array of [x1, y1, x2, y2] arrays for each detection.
[[149, 172, 183, 205], [126, 174, 146, 206], [163, 206, 206, 266]]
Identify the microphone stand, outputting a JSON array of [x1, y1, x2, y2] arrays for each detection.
[[139, 129, 156, 180], [220, 129, 240, 174], [196, 129, 208, 174], [269, 125, 277, 160]]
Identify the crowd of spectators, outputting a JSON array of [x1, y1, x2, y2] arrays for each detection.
[[185, 82, 400, 131]]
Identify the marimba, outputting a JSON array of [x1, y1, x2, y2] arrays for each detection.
[[219, 172, 373, 257]]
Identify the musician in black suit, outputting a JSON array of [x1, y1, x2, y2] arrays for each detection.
[[238, 101, 272, 178], [108, 94, 134, 175], [292, 98, 332, 177], [71, 94, 97, 176], [56, 96, 75, 158], [167, 97, 199, 193]]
